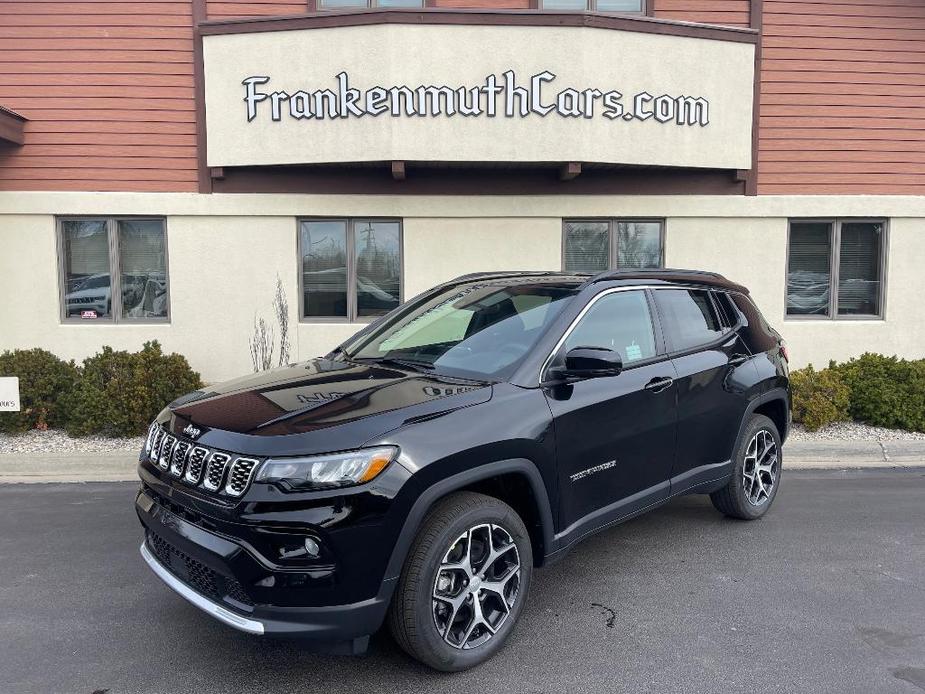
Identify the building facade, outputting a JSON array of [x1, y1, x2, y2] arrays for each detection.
[[1, 0, 923, 382]]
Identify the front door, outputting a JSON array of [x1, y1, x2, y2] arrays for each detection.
[[544, 289, 678, 532]]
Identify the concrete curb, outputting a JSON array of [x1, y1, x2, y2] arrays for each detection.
[[1, 440, 923, 483]]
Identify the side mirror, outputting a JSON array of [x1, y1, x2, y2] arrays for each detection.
[[546, 347, 623, 384]]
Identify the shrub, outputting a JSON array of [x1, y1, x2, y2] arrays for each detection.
[[0, 348, 79, 434], [63, 341, 203, 437], [790, 363, 851, 431], [835, 353, 925, 432]]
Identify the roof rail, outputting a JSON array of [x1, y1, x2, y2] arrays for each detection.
[[448, 271, 567, 283], [580, 268, 746, 293]]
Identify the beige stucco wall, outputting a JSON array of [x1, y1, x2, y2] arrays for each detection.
[[1, 192, 923, 383], [203, 24, 755, 169]]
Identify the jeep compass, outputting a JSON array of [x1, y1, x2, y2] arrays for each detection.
[[136, 269, 790, 671]]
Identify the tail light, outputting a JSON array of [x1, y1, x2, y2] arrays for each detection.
[[780, 341, 789, 363]]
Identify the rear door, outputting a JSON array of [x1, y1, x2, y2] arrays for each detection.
[[651, 287, 754, 490], [544, 289, 678, 531]]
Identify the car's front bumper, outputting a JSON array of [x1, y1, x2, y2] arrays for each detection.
[[135, 488, 394, 652]]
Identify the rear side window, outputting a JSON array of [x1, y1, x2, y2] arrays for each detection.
[[564, 290, 657, 364], [654, 289, 724, 353]]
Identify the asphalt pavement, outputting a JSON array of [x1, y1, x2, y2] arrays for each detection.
[[1, 470, 924, 694]]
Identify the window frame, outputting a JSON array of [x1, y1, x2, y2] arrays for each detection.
[[56, 216, 171, 325], [538, 0, 646, 13], [297, 217, 404, 324], [317, 0, 424, 10], [561, 218, 665, 273], [650, 286, 729, 356], [539, 286, 668, 384], [785, 217, 889, 322]]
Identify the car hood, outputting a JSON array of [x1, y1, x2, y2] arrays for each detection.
[[165, 358, 493, 457]]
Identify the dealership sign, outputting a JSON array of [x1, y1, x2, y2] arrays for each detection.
[[203, 23, 755, 169], [242, 71, 711, 126], [0, 377, 20, 412]]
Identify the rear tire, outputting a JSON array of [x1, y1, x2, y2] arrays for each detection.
[[711, 414, 782, 520], [387, 491, 533, 671]]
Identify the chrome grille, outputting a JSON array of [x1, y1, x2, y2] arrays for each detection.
[[169, 440, 191, 477], [203, 453, 231, 492], [184, 446, 209, 485], [144, 423, 158, 457], [158, 434, 176, 470], [145, 425, 263, 498], [149, 428, 165, 464], [225, 458, 259, 497]]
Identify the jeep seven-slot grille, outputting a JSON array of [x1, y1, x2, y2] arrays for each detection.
[[184, 446, 209, 485], [169, 441, 191, 477], [145, 425, 264, 498], [147, 530, 254, 608]]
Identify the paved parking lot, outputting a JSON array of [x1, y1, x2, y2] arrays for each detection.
[[1, 469, 924, 694]]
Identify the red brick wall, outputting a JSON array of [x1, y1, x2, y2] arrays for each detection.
[[652, 0, 751, 27], [758, 0, 925, 194], [0, 1, 198, 192]]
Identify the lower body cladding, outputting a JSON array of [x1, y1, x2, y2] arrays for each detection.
[[134, 486, 396, 654]]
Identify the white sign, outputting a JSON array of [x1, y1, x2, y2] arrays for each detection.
[[241, 71, 711, 127], [0, 376, 21, 412], [203, 24, 755, 170]]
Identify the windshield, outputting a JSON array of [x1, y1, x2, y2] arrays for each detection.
[[343, 281, 579, 380]]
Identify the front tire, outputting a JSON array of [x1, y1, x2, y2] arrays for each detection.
[[387, 491, 533, 671], [710, 414, 782, 520]]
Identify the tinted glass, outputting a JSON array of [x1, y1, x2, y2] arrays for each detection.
[[564, 290, 656, 364], [355, 221, 401, 318], [347, 282, 578, 380], [319, 0, 366, 7], [838, 221, 883, 316], [616, 221, 662, 269], [787, 222, 832, 316], [542, 0, 587, 8], [731, 292, 778, 353], [655, 289, 723, 352], [376, 0, 423, 6], [119, 220, 167, 319], [61, 219, 111, 319], [596, 0, 643, 10], [301, 220, 348, 317], [564, 221, 609, 272]]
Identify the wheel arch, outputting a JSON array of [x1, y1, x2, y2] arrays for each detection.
[[736, 388, 791, 453], [382, 459, 556, 586]]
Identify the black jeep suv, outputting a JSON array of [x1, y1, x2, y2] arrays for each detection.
[[136, 269, 790, 671]]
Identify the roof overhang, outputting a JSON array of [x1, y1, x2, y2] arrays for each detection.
[[0, 106, 26, 146]]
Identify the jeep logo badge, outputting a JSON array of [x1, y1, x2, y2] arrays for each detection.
[[182, 423, 203, 439]]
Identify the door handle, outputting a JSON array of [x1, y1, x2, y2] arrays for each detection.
[[729, 354, 749, 367], [644, 376, 674, 393]]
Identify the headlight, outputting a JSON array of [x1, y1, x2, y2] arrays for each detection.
[[255, 446, 399, 491]]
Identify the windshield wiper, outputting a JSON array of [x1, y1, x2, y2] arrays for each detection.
[[355, 356, 436, 372]]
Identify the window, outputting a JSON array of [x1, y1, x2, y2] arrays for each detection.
[[786, 219, 887, 319], [346, 281, 578, 380], [653, 289, 724, 353], [59, 218, 169, 322], [318, 0, 422, 9], [540, 0, 644, 12], [300, 219, 402, 321], [563, 219, 664, 273], [564, 290, 657, 364]]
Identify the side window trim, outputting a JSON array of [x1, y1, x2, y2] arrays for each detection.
[[538, 285, 668, 384]]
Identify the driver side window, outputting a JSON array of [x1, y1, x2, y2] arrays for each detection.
[[564, 290, 657, 364]]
